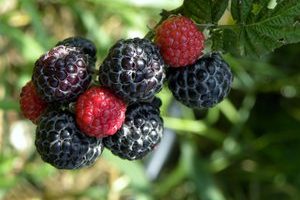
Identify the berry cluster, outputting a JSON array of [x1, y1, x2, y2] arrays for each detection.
[[154, 16, 233, 109], [19, 36, 164, 169], [19, 15, 233, 170]]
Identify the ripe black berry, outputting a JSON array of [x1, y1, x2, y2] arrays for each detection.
[[32, 45, 92, 103], [168, 53, 233, 108], [103, 100, 163, 160], [56, 37, 97, 70], [98, 38, 165, 103], [35, 110, 103, 169]]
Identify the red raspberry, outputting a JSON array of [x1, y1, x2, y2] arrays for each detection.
[[20, 81, 48, 124], [75, 86, 127, 138], [155, 16, 205, 67]]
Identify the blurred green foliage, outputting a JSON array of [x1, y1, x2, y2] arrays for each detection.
[[0, 0, 300, 200]]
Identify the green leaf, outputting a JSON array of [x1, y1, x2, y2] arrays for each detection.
[[218, 0, 300, 57], [231, 0, 254, 22], [222, 29, 241, 55], [183, 0, 229, 23], [211, 0, 230, 22], [211, 28, 240, 55], [182, 0, 300, 56]]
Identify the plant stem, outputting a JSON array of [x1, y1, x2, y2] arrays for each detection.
[[196, 23, 238, 30]]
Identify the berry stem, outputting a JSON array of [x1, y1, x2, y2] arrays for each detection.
[[196, 23, 238, 30]]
